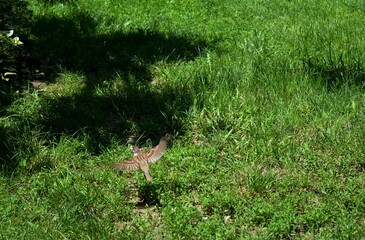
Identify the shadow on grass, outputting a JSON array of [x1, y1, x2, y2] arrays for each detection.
[[136, 180, 186, 207], [30, 10, 208, 142], [303, 53, 365, 91], [31, 11, 206, 83], [1, 9, 211, 173], [137, 183, 162, 206]]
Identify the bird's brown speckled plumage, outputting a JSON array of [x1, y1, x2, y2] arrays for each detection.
[[110, 134, 170, 181]]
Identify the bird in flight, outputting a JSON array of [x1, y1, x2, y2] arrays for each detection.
[[110, 134, 170, 182]]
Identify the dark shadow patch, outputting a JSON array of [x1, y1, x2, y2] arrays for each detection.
[[0, 0, 33, 96], [28, 11, 209, 146], [40, 0, 76, 4], [137, 182, 161, 206], [304, 58, 365, 90], [344, 1, 365, 13], [136, 179, 187, 207], [36, 81, 188, 153], [1, 9, 212, 173], [31, 11, 208, 84], [0, 126, 14, 173], [303, 46, 365, 91]]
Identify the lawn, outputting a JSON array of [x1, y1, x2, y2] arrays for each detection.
[[1, 0, 365, 238]]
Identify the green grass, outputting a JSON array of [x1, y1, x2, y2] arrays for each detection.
[[1, 0, 365, 238]]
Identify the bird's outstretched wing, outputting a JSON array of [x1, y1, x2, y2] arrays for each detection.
[[110, 158, 140, 171], [110, 134, 170, 170], [146, 134, 170, 164]]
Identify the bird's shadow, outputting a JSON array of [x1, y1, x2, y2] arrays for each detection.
[[137, 182, 162, 206], [136, 178, 186, 207]]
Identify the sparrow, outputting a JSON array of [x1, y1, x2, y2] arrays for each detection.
[[110, 134, 170, 182]]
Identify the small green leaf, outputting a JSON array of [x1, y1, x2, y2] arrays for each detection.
[[13, 37, 23, 46]]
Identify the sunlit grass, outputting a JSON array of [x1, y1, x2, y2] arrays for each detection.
[[0, 0, 365, 238]]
